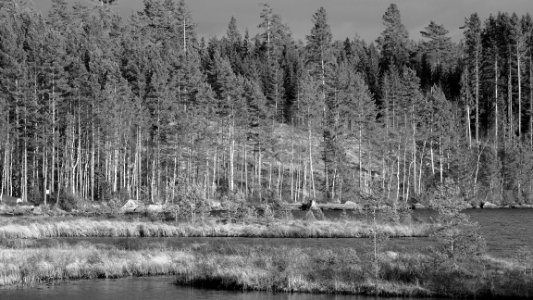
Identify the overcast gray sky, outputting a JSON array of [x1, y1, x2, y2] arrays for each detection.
[[31, 0, 533, 42]]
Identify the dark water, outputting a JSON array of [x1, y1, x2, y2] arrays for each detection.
[[420, 208, 533, 256], [0, 276, 437, 300], [9, 208, 530, 258], [286, 208, 533, 257], [467, 208, 533, 255]]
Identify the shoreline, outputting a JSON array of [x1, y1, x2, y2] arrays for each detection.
[[2, 202, 533, 218]]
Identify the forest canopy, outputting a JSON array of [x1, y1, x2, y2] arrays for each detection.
[[0, 0, 532, 210]]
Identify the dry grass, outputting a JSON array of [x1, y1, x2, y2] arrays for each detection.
[[0, 245, 194, 286], [176, 245, 533, 298], [0, 243, 531, 298], [0, 219, 432, 239]]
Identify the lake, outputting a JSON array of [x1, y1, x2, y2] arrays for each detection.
[[0, 208, 531, 299], [12, 208, 531, 258], [0, 276, 436, 300]]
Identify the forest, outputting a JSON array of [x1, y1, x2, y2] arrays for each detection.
[[1, 0, 533, 210]]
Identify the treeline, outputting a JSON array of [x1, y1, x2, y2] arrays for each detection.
[[0, 0, 532, 208]]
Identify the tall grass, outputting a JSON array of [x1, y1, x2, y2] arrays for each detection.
[[1, 243, 531, 298], [176, 244, 533, 298], [0, 245, 194, 286], [0, 219, 432, 239]]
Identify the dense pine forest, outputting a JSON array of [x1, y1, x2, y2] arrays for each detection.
[[1, 0, 533, 210]]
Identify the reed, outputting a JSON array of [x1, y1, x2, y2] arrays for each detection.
[[0, 245, 194, 286], [0, 219, 432, 239], [176, 244, 533, 298], [1, 243, 531, 298]]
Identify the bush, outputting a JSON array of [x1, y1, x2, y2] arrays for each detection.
[[171, 185, 211, 222], [97, 178, 112, 202], [261, 204, 275, 221], [57, 191, 80, 212], [28, 187, 43, 205], [113, 189, 131, 202], [279, 208, 293, 221], [243, 205, 259, 223], [430, 182, 486, 261], [304, 210, 316, 221], [107, 198, 124, 214]]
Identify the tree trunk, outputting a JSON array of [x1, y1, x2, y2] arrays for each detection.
[[495, 55, 499, 149], [244, 142, 248, 197], [51, 79, 56, 195], [277, 161, 283, 201], [358, 119, 362, 189], [396, 145, 400, 204], [406, 160, 413, 203], [530, 55, 533, 148], [439, 136, 444, 184], [22, 77, 27, 202], [229, 114, 235, 193], [412, 106, 417, 195], [258, 140, 262, 201], [183, 19, 187, 54], [509, 53, 513, 144], [430, 122, 435, 175], [418, 140, 426, 195], [43, 140, 48, 205], [172, 155, 177, 204], [466, 104, 472, 149], [212, 152, 217, 199], [308, 108, 316, 199], [475, 50, 480, 144], [290, 134, 294, 203], [517, 41, 522, 140]]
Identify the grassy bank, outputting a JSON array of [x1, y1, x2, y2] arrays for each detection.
[[0, 218, 431, 239], [0, 245, 191, 286], [175, 245, 533, 298], [0, 243, 531, 298]]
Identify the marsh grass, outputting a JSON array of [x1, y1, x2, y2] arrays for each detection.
[[0, 218, 432, 239], [176, 245, 533, 298], [0, 243, 531, 298], [0, 245, 194, 286]]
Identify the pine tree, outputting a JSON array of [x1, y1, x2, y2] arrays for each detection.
[[298, 71, 321, 201], [420, 21, 453, 89], [421, 21, 452, 67], [257, 3, 291, 58], [377, 4, 410, 71], [525, 14, 533, 148], [510, 13, 527, 140], [463, 13, 482, 144], [227, 16, 241, 46], [482, 15, 500, 148], [306, 7, 336, 201], [336, 64, 377, 197]]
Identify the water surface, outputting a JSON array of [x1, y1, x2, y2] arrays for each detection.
[[0, 276, 434, 300], [7, 208, 530, 258]]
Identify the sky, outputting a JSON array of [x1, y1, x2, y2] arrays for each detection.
[[31, 0, 533, 43]]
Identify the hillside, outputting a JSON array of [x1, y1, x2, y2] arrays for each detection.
[[0, 1, 532, 211]]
